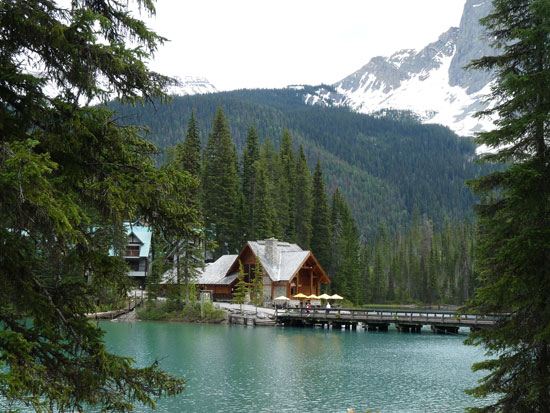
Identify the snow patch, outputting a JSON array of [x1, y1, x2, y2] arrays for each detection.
[[167, 76, 218, 96], [309, 51, 495, 137]]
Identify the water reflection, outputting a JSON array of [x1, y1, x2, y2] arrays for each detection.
[[100, 323, 491, 412]]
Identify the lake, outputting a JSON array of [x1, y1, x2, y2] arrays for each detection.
[[100, 321, 491, 412]]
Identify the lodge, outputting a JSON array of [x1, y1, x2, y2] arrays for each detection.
[[197, 238, 330, 301], [121, 224, 152, 287]]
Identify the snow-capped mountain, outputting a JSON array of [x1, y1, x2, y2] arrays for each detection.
[[167, 76, 218, 96], [304, 0, 495, 137]]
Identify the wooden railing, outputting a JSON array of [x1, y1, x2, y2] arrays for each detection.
[[275, 307, 504, 328]]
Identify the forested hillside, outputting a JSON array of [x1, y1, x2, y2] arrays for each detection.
[[354, 215, 477, 305], [109, 87, 493, 238], [154, 106, 478, 306]]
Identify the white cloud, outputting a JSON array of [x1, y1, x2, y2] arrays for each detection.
[[143, 0, 467, 91]]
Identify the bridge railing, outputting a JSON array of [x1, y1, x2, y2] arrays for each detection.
[[274, 307, 503, 325]]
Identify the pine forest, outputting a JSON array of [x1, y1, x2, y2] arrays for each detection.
[[110, 88, 497, 239], [150, 104, 480, 306]]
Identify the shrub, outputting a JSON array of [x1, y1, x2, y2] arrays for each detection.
[[202, 301, 225, 319], [136, 300, 225, 322], [137, 301, 168, 320]]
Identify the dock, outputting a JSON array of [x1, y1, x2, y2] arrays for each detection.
[[275, 307, 502, 334], [86, 295, 144, 320]]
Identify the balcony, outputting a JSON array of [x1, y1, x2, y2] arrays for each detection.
[[125, 245, 140, 257], [128, 270, 146, 278]]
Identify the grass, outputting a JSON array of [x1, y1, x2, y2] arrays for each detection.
[[137, 300, 226, 322]]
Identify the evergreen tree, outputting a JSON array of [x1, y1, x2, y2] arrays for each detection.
[[372, 250, 385, 303], [339, 201, 361, 303], [234, 144, 248, 247], [294, 145, 312, 249], [279, 130, 297, 241], [170, 110, 204, 301], [0, 0, 189, 409], [464, 2, 550, 409], [328, 188, 361, 301], [177, 110, 202, 178], [310, 160, 332, 271], [150, 201, 204, 304], [387, 255, 398, 302], [358, 246, 371, 304], [274, 174, 291, 240], [202, 107, 240, 257], [235, 189, 248, 247], [329, 188, 345, 289], [427, 245, 438, 305], [253, 162, 276, 239], [259, 137, 283, 238], [253, 255, 264, 312], [242, 123, 260, 238], [233, 261, 249, 313]]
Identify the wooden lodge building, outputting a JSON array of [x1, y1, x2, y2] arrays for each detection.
[[197, 238, 330, 301], [110, 224, 152, 287]]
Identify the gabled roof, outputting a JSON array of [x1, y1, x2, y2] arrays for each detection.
[[197, 254, 238, 285], [247, 241, 309, 282], [126, 224, 152, 258], [198, 239, 330, 286]]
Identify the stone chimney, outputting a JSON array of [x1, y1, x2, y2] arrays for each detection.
[[265, 238, 278, 267]]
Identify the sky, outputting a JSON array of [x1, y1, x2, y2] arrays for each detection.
[[142, 0, 467, 91]]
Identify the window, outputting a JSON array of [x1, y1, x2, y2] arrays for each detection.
[[127, 259, 140, 271], [126, 245, 140, 257], [243, 263, 256, 284]]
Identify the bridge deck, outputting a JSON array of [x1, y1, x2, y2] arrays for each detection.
[[275, 307, 500, 330]]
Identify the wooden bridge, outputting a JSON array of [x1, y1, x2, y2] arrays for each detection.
[[275, 307, 501, 334], [86, 294, 144, 320]]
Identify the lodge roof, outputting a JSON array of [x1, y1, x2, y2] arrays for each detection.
[[197, 239, 325, 286], [197, 254, 238, 285], [126, 224, 152, 258], [247, 240, 309, 282], [108, 223, 152, 258]]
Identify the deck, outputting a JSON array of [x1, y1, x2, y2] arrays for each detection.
[[275, 307, 502, 333]]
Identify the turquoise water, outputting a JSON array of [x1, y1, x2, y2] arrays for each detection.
[[100, 322, 491, 412]]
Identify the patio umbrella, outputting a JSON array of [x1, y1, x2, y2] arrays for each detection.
[[274, 296, 290, 301], [330, 294, 344, 300], [318, 293, 332, 300], [306, 294, 319, 300], [292, 293, 308, 299]]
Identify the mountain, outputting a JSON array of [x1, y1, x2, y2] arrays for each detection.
[[110, 88, 495, 238], [166, 76, 218, 96], [304, 0, 495, 137]]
